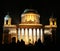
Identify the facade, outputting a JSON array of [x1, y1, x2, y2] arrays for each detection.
[[2, 9, 57, 45]]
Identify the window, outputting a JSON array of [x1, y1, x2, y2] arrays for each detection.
[[6, 20, 8, 24]]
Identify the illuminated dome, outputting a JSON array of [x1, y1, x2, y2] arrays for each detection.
[[23, 9, 38, 14], [21, 9, 40, 24]]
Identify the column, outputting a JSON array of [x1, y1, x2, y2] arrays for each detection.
[[4, 20, 6, 25], [32, 29, 34, 44], [39, 29, 41, 40], [18, 28, 21, 41], [40, 28, 44, 43], [21, 28, 24, 41], [20, 28, 22, 41], [16, 28, 18, 43], [50, 21, 53, 26], [37, 28, 40, 41], [25, 28, 29, 45], [54, 21, 56, 25], [29, 28, 33, 44], [33, 28, 36, 44]]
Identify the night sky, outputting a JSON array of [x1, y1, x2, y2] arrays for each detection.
[[0, 0, 59, 43]]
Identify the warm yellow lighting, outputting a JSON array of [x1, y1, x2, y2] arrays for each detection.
[[44, 29, 52, 34], [21, 13, 40, 24], [9, 29, 17, 34], [37, 28, 39, 41], [29, 28, 32, 44], [21, 28, 24, 40], [50, 21, 53, 26], [3, 9, 57, 45], [19, 24, 42, 26], [18, 28, 20, 41], [33, 28, 36, 43], [41, 29, 44, 43], [54, 21, 56, 25], [25, 28, 28, 45]]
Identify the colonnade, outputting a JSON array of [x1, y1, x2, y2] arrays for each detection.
[[18, 28, 44, 45]]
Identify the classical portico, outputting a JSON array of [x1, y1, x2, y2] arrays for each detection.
[[18, 24, 44, 45]]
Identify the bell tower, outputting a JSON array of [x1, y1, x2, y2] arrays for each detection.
[[2, 13, 17, 44], [49, 13, 57, 27], [49, 18, 57, 26], [2, 13, 12, 44]]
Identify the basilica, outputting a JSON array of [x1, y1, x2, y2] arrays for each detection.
[[2, 9, 57, 45]]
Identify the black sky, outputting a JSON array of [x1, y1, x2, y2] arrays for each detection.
[[0, 0, 59, 22], [0, 1, 59, 14], [0, 0, 59, 27], [0, 0, 59, 42]]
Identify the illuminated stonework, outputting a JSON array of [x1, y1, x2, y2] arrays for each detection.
[[2, 9, 57, 45], [21, 13, 40, 24]]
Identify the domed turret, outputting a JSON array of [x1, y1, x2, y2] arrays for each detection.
[[4, 14, 11, 25], [21, 9, 40, 24], [4, 15, 11, 20]]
